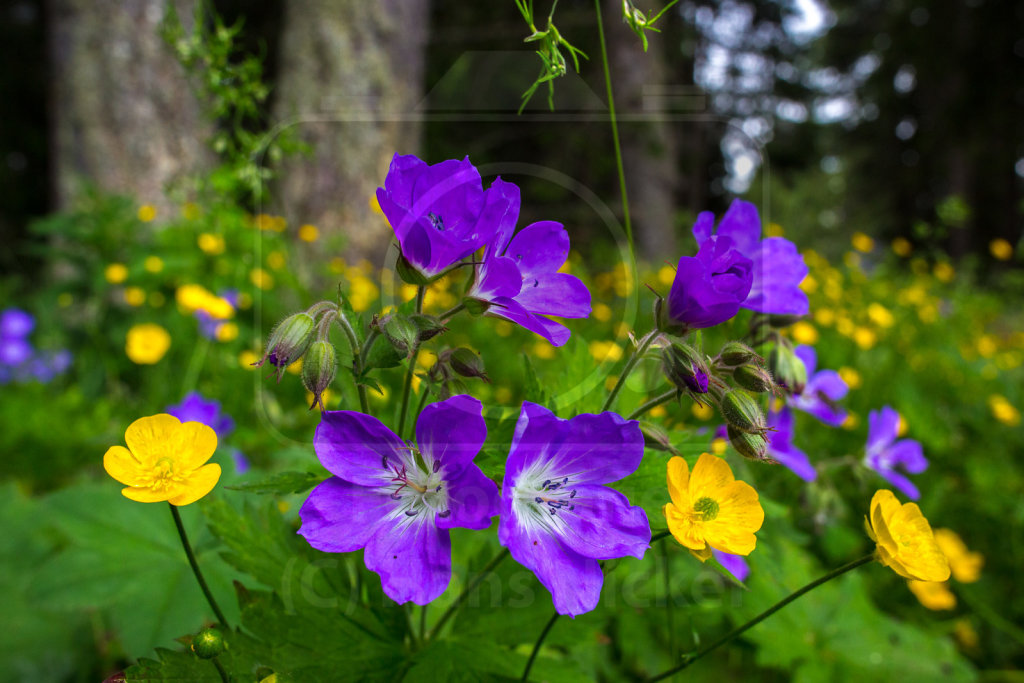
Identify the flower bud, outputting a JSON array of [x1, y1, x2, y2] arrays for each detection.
[[726, 424, 769, 462], [447, 347, 489, 383], [662, 342, 709, 394], [191, 628, 226, 659], [769, 314, 804, 328], [381, 314, 419, 358], [767, 344, 807, 395], [256, 312, 315, 380], [719, 341, 760, 367], [732, 364, 775, 394], [654, 294, 688, 337], [719, 390, 766, 434], [302, 340, 337, 411], [409, 313, 447, 344]]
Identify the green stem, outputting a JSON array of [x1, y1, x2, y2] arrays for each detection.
[[181, 336, 211, 397], [420, 604, 429, 643], [602, 331, 658, 412], [397, 286, 426, 439], [169, 504, 230, 628], [211, 657, 229, 683], [521, 611, 560, 681], [439, 302, 466, 323], [335, 309, 370, 414], [594, 0, 633, 259], [628, 389, 676, 420], [428, 548, 511, 641], [647, 554, 875, 681], [661, 543, 677, 674]]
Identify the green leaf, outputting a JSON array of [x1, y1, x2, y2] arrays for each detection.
[[225, 470, 326, 495]]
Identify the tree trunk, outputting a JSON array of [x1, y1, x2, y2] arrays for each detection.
[[271, 0, 429, 262], [48, 0, 213, 212]]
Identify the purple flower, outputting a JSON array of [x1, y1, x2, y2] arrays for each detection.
[[712, 549, 750, 582], [692, 200, 809, 316], [0, 336, 32, 366], [498, 402, 650, 617], [765, 407, 816, 481], [166, 392, 235, 437], [25, 349, 72, 383], [467, 202, 591, 346], [376, 154, 518, 282], [864, 406, 927, 500], [789, 346, 848, 427], [667, 236, 754, 330], [299, 395, 499, 605], [0, 308, 34, 338]]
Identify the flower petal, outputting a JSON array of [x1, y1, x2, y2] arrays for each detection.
[[867, 407, 900, 453], [715, 199, 762, 255], [104, 445, 145, 486], [483, 178, 522, 258], [551, 484, 650, 560], [666, 456, 691, 511], [298, 477, 394, 553], [512, 273, 591, 319], [744, 237, 809, 315], [124, 414, 185, 464], [314, 411, 405, 487], [436, 464, 499, 531], [499, 515, 604, 617], [121, 485, 173, 503], [471, 254, 522, 301], [488, 296, 572, 346], [364, 516, 452, 605], [688, 453, 735, 504], [175, 421, 219, 470], [503, 221, 569, 278], [888, 439, 928, 474], [793, 345, 817, 376], [532, 405, 645, 485], [415, 395, 487, 479], [166, 463, 221, 506], [712, 549, 751, 582]]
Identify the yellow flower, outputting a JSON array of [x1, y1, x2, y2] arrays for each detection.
[[588, 340, 623, 363], [933, 262, 955, 283], [664, 454, 764, 560], [988, 394, 1021, 426], [799, 274, 818, 293], [853, 327, 877, 349], [851, 231, 875, 252], [198, 233, 226, 255], [838, 366, 861, 389], [298, 224, 320, 242], [657, 265, 676, 286], [933, 529, 983, 583], [494, 320, 514, 337], [125, 323, 171, 364], [989, 238, 1013, 261], [907, 580, 956, 610], [954, 620, 980, 649], [215, 322, 239, 342], [891, 237, 913, 257], [144, 256, 164, 273], [267, 250, 287, 270], [137, 204, 157, 222], [105, 263, 129, 284], [239, 350, 259, 368], [250, 268, 274, 290], [790, 321, 819, 345], [592, 302, 613, 322], [765, 222, 784, 237], [710, 437, 727, 456], [691, 402, 714, 421], [864, 489, 950, 582], [867, 303, 894, 328], [123, 286, 146, 307], [532, 340, 556, 359], [103, 414, 220, 506]]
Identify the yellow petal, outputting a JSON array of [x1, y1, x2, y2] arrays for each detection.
[[124, 414, 184, 463], [689, 453, 735, 503], [666, 456, 691, 510], [689, 546, 713, 562], [706, 529, 757, 556], [174, 421, 219, 470], [103, 446, 145, 485], [713, 480, 764, 531], [121, 485, 173, 503], [167, 463, 221, 506], [664, 502, 706, 550], [908, 580, 957, 610]]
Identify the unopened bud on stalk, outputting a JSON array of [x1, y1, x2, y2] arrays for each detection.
[[662, 342, 710, 394], [732, 364, 775, 394], [726, 424, 769, 462], [719, 390, 767, 434], [447, 347, 489, 382], [302, 340, 337, 411], [380, 314, 419, 358], [409, 313, 447, 344], [719, 341, 760, 367], [254, 312, 316, 380], [768, 344, 807, 395], [191, 628, 226, 659], [654, 295, 688, 337]]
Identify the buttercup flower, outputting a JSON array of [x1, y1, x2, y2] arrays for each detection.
[[864, 489, 950, 582], [125, 323, 171, 364], [788, 345, 848, 426], [664, 453, 764, 560], [667, 236, 754, 330], [499, 402, 650, 617], [712, 549, 751, 582], [692, 199, 809, 315], [298, 395, 499, 605], [466, 184, 591, 346], [103, 414, 221, 505], [167, 392, 235, 438], [764, 407, 816, 481], [376, 154, 517, 282], [864, 406, 928, 500], [933, 528, 983, 583], [908, 580, 957, 610]]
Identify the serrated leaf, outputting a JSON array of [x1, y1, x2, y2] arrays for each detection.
[[226, 470, 326, 495]]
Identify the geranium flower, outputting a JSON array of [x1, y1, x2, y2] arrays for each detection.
[[103, 414, 221, 506], [788, 345, 847, 426], [664, 453, 764, 560], [712, 549, 750, 582], [166, 392, 235, 437], [666, 236, 754, 330], [864, 489, 950, 582], [864, 406, 927, 500], [298, 395, 499, 605], [466, 194, 591, 346], [498, 402, 650, 617], [125, 323, 171, 364], [692, 200, 809, 316], [764, 407, 816, 481], [376, 154, 518, 282]]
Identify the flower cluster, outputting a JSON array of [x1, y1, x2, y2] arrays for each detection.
[[0, 308, 72, 384]]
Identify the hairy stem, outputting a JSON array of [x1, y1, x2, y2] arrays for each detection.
[[602, 331, 658, 412], [628, 389, 676, 420], [169, 504, 229, 629], [397, 286, 426, 439], [428, 548, 511, 641]]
